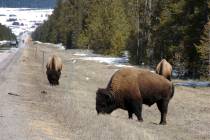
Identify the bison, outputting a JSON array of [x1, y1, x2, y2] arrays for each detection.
[[96, 68, 174, 125], [156, 59, 172, 81], [46, 55, 63, 85]]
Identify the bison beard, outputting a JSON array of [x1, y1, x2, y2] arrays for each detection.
[[96, 68, 174, 125]]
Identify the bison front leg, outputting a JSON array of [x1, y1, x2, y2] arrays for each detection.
[[126, 101, 133, 119], [126, 100, 143, 121], [132, 100, 143, 122], [157, 99, 169, 125]]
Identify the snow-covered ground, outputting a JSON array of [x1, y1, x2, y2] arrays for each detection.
[[34, 41, 65, 50], [0, 8, 53, 36], [0, 40, 10, 45], [175, 81, 210, 87], [73, 52, 131, 68]]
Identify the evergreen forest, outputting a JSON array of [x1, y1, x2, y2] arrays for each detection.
[[32, 0, 210, 79]]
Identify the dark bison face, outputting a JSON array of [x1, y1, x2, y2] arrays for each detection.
[[96, 88, 116, 114], [46, 69, 61, 85]]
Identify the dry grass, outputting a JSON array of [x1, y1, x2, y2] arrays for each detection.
[[2, 44, 209, 140]]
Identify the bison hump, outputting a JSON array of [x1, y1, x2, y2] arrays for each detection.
[[107, 68, 139, 96]]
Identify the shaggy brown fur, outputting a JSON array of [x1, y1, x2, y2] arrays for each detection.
[[96, 68, 174, 125], [156, 59, 172, 81], [46, 55, 63, 85]]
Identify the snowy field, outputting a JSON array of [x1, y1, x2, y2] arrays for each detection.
[[34, 41, 65, 50], [0, 8, 53, 36], [0, 8, 53, 66], [73, 52, 131, 68]]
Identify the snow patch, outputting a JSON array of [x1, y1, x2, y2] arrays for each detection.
[[0, 40, 10, 45], [114, 64, 133, 68], [73, 53, 88, 57], [34, 41, 42, 44], [73, 52, 131, 68], [82, 56, 129, 67], [34, 41, 65, 50], [56, 43, 65, 50], [175, 81, 210, 87]]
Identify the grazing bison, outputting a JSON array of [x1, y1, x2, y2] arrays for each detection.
[[46, 55, 63, 85], [156, 59, 172, 81], [96, 68, 174, 125]]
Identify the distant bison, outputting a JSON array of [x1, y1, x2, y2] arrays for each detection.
[[96, 68, 174, 125], [46, 55, 63, 85], [156, 59, 172, 81]]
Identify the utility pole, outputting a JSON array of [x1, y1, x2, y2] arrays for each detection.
[[207, 1, 210, 77]]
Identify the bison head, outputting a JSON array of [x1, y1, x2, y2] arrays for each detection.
[[96, 88, 116, 114], [46, 69, 61, 85]]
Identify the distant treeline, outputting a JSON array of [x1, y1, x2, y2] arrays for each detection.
[[0, 0, 56, 8], [0, 23, 16, 41], [32, 0, 210, 79]]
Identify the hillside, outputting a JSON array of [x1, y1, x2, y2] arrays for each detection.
[[0, 0, 56, 8]]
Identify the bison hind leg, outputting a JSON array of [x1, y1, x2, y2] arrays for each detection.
[[156, 99, 169, 125]]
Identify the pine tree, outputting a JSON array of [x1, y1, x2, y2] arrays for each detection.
[[82, 0, 130, 56], [196, 0, 210, 79], [0, 23, 16, 41], [196, 22, 210, 79]]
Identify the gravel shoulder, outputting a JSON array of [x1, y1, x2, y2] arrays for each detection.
[[0, 43, 210, 140]]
